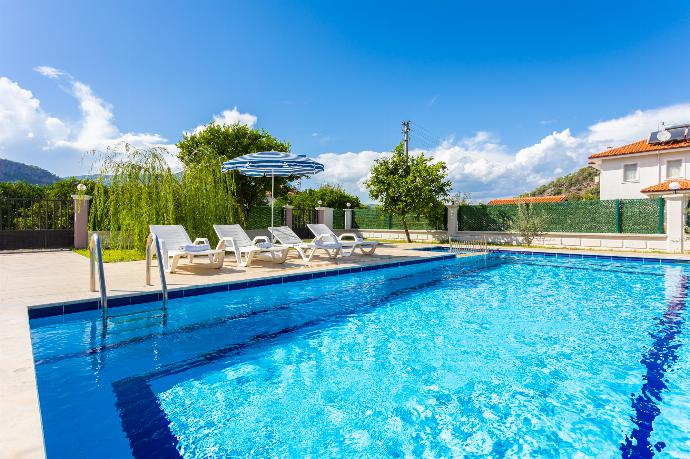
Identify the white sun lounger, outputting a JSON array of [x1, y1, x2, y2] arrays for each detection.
[[148, 225, 225, 273], [307, 223, 378, 256], [268, 226, 341, 262], [213, 224, 289, 267]]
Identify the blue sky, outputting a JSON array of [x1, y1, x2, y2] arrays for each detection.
[[2, 0, 690, 200]]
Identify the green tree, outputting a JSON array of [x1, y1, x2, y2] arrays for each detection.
[[45, 177, 98, 200], [365, 143, 451, 242], [176, 122, 291, 221], [288, 184, 363, 209], [509, 203, 547, 246], [0, 181, 45, 199]]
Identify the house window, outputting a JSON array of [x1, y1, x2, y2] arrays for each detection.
[[623, 163, 638, 182], [667, 159, 683, 178]]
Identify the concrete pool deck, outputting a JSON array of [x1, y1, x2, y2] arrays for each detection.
[[0, 243, 461, 459]]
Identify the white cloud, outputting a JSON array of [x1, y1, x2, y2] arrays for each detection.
[[33, 66, 65, 79], [52, 80, 168, 153], [1, 69, 258, 176], [587, 105, 690, 146], [313, 150, 388, 193], [309, 104, 690, 202], [192, 106, 257, 133], [0, 69, 178, 175], [310, 132, 332, 145], [0, 76, 69, 146]]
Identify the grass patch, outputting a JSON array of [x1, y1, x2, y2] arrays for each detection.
[[72, 248, 145, 263]]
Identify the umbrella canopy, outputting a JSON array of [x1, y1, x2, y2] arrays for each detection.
[[221, 151, 324, 177], [221, 151, 324, 234]]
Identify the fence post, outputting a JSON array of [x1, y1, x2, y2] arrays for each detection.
[[615, 199, 622, 233], [283, 205, 293, 228], [316, 207, 333, 229], [658, 197, 664, 234], [445, 204, 459, 235], [387, 214, 392, 229], [664, 194, 687, 252], [344, 208, 353, 230], [71, 194, 92, 249]]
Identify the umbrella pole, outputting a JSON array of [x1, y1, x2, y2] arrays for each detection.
[[271, 171, 275, 242]]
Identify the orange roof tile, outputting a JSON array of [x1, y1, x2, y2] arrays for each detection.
[[488, 195, 567, 205], [641, 179, 690, 194], [589, 139, 690, 159]]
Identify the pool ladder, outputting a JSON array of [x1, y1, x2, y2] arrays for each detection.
[[145, 234, 169, 307], [449, 236, 489, 254], [89, 233, 169, 322], [89, 233, 108, 316]]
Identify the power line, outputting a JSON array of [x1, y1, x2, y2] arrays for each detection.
[[410, 122, 445, 147]]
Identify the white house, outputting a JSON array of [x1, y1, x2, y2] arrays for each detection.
[[589, 124, 690, 200]]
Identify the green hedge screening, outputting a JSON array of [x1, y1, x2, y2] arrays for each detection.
[[245, 206, 283, 230], [352, 208, 446, 231], [457, 198, 664, 234], [240, 200, 663, 234], [332, 208, 345, 229]]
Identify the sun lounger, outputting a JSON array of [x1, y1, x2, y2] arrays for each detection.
[[148, 225, 225, 273], [268, 226, 341, 262], [307, 223, 378, 256], [213, 224, 289, 267]]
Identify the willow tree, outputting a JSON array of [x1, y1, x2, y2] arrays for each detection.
[[179, 147, 241, 245], [176, 122, 291, 223], [90, 144, 180, 251], [365, 143, 451, 242]]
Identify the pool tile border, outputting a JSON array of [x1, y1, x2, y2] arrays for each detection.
[[28, 254, 459, 319], [491, 248, 690, 265], [32, 249, 690, 320]]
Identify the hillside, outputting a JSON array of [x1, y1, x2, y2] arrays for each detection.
[[522, 166, 600, 200], [0, 158, 61, 185]]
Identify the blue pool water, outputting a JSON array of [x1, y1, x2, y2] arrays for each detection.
[[30, 254, 690, 458]]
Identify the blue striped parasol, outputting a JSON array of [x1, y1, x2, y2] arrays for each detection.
[[221, 151, 324, 230]]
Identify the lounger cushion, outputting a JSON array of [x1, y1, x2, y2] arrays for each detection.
[[182, 243, 211, 252]]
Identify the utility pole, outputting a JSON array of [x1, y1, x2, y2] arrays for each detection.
[[402, 120, 410, 160]]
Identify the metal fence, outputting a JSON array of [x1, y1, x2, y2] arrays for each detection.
[[458, 198, 664, 234], [0, 198, 74, 249], [0, 198, 73, 230], [290, 207, 318, 238]]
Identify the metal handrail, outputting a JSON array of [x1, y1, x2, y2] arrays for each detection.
[[89, 233, 108, 315], [449, 236, 488, 253], [146, 234, 168, 307]]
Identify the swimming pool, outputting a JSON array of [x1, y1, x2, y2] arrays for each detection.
[[30, 253, 690, 458]]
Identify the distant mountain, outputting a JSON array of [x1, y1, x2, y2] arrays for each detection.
[[522, 166, 600, 200], [0, 158, 61, 185]]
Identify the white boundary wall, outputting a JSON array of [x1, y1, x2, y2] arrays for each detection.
[[335, 228, 675, 252], [452, 231, 668, 252]]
